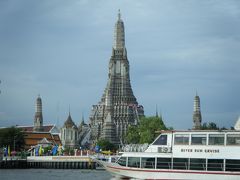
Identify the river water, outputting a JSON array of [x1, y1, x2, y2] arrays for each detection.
[[0, 169, 114, 180]]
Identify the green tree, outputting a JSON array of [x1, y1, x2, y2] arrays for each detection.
[[125, 116, 167, 144], [139, 116, 167, 143], [201, 122, 219, 130], [0, 126, 25, 151], [96, 139, 117, 151], [125, 125, 140, 144]]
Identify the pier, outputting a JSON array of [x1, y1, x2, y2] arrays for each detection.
[[0, 156, 96, 169]]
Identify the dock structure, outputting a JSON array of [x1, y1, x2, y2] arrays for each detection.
[[27, 156, 96, 169], [0, 157, 28, 169], [0, 156, 96, 169]]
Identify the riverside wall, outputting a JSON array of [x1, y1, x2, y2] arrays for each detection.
[[0, 156, 96, 169]]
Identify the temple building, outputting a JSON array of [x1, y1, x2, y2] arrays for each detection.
[[89, 11, 144, 145], [193, 93, 202, 130], [61, 112, 79, 148]]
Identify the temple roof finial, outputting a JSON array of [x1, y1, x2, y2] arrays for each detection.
[[68, 104, 71, 116], [82, 112, 84, 122], [118, 9, 121, 20]]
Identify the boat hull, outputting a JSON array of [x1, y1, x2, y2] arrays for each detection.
[[96, 160, 240, 180]]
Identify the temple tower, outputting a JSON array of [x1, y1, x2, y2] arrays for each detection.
[[33, 95, 43, 132], [89, 10, 144, 145], [193, 93, 202, 130]]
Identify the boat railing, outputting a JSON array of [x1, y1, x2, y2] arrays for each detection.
[[226, 163, 240, 171], [173, 162, 189, 170], [207, 162, 224, 171], [156, 162, 171, 169], [189, 162, 206, 170], [122, 144, 149, 152], [141, 161, 155, 169]]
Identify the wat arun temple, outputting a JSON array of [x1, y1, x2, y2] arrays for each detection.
[[89, 11, 144, 145]]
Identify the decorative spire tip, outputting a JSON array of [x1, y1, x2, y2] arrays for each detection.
[[68, 105, 71, 116], [118, 9, 121, 20]]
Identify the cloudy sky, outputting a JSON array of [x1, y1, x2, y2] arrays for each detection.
[[0, 0, 240, 129]]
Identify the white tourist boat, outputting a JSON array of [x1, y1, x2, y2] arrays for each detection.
[[95, 130, 240, 179]]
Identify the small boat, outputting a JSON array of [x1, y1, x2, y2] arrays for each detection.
[[95, 130, 240, 179]]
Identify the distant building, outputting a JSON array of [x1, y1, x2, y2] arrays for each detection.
[[61, 113, 79, 148], [89, 11, 144, 145], [193, 93, 202, 129]]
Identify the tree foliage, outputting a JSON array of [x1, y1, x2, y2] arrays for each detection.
[[201, 122, 227, 130], [0, 126, 25, 151], [96, 139, 117, 151], [201, 122, 219, 130], [124, 125, 140, 144], [125, 116, 167, 144]]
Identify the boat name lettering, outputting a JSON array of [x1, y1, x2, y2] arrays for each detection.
[[181, 149, 219, 153]]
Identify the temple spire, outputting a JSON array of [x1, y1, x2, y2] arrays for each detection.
[[68, 104, 71, 116], [34, 95, 43, 132], [118, 9, 121, 20], [113, 10, 125, 50], [193, 93, 202, 130], [89, 12, 144, 145], [82, 112, 84, 122]]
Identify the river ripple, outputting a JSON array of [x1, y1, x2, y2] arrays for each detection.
[[0, 169, 113, 180]]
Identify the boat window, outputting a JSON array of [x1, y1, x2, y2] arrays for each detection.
[[174, 134, 189, 145], [190, 158, 206, 170], [117, 157, 127, 166], [156, 158, 171, 169], [227, 134, 240, 145], [191, 134, 207, 145], [207, 159, 223, 171], [226, 159, 240, 171], [208, 134, 224, 145], [128, 157, 140, 168], [152, 135, 167, 145], [141, 157, 155, 169], [173, 158, 189, 170]]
